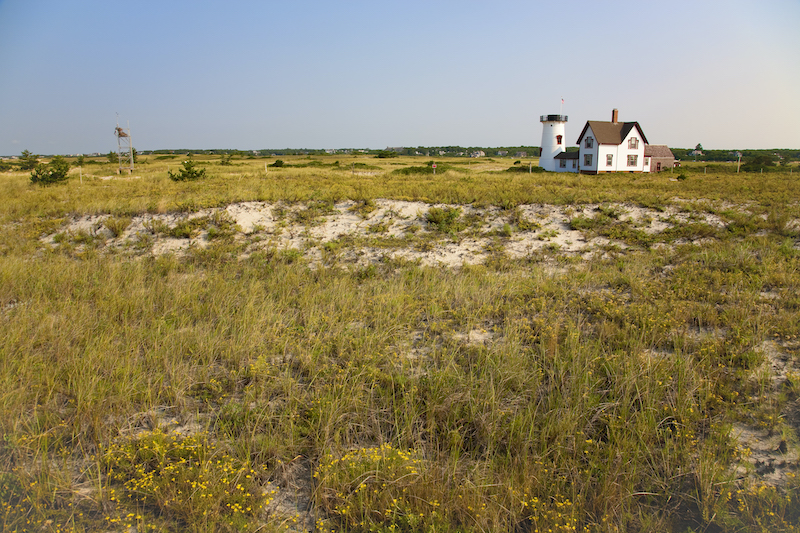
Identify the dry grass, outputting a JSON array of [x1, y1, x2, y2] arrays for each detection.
[[1, 159, 799, 532]]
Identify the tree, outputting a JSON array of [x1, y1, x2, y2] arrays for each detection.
[[741, 154, 776, 172], [19, 150, 39, 170], [74, 155, 85, 167], [168, 159, 207, 181], [107, 150, 118, 164], [695, 143, 703, 152], [30, 156, 70, 185]]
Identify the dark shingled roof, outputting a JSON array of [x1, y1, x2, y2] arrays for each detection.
[[645, 145, 674, 158], [554, 151, 579, 159], [576, 121, 648, 146]]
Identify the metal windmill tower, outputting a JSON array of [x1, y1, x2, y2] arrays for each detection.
[[114, 119, 134, 174]]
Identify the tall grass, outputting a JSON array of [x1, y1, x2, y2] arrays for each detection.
[[1, 160, 799, 531]]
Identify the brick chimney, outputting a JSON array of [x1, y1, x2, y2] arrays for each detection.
[[611, 109, 619, 124]]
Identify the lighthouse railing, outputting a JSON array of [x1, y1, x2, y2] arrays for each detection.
[[540, 115, 568, 122]]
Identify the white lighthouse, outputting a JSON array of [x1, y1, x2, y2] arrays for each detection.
[[539, 114, 568, 172]]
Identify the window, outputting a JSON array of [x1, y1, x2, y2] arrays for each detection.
[[628, 137, 639, 149], [656, 162, 662, 171], [556, 135, 562, 145], [572, 160, 576, 168], [584, 154, 593, 166], [559, 159, 566, 168], [606, 154, 613, 166], [627, 155, 638, 167], [584, 137, 593, 148]]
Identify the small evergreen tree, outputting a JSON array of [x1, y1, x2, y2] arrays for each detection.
[[168, 159, 207, 181], [30, 156, 70, 185], [19, 150, 39, 170]]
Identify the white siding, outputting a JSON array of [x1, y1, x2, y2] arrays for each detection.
[[553, 157, 579, 173], [539, 119, 567, 172], [620, 128, 646, 172], [597, 145, 618, 172], [578, 125, 598, 173]]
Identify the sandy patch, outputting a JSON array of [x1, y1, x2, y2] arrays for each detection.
[[40, 199, 776, 269]]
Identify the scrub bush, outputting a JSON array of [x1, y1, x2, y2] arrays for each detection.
[[30, 156, 70, 185]]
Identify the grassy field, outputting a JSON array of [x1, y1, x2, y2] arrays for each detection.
[[1, 155, 799, 532]]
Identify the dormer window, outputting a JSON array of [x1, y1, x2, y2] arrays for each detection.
[[628, 137, 639, 149], [556, 135, 562, 145], [584, 137, 593, 149]]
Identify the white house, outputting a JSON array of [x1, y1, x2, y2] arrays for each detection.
[[576, 109, 649, 174], [539, 108, 656, 174]]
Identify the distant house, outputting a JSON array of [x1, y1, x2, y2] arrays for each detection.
[[497, 150, 508, 156], [470, 151, 485, 158], [644, 145, 676, 171], [514, 151, 528, 158]]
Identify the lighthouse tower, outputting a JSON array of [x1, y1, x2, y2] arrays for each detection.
[[539, 114, 568, 172]]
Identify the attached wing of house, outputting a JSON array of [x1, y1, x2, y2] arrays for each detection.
[[553, 151, 579, 172], [644, 144, 676, 171]]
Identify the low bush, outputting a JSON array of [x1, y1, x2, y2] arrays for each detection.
[[30, 156, 70, 185], [392, 162, 457, 176], [425, 206, 463, 233], [168, 159, 207, 181], [506, 164, 545, 173]]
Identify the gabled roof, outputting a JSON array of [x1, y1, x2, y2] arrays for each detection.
[[576, 121, 649, 146], [554, 151, 579, 160], [644, 145, 674, 158]]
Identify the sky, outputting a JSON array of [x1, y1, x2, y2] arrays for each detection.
[[1, 0, 798, 155]]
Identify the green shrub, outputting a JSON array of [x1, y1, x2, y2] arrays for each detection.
[[425, 206, 463, 233], [30, 156, 70, 186], [269, 159, 285, 168], [506, 164, 545, 173], [741, 154, 776, 172], [392, 163, 457, 176], [19, 149, 39, 170], [168, 159, 207, 181]]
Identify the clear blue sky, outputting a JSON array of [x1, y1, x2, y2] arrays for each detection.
[[1, 0, 798, 155]]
